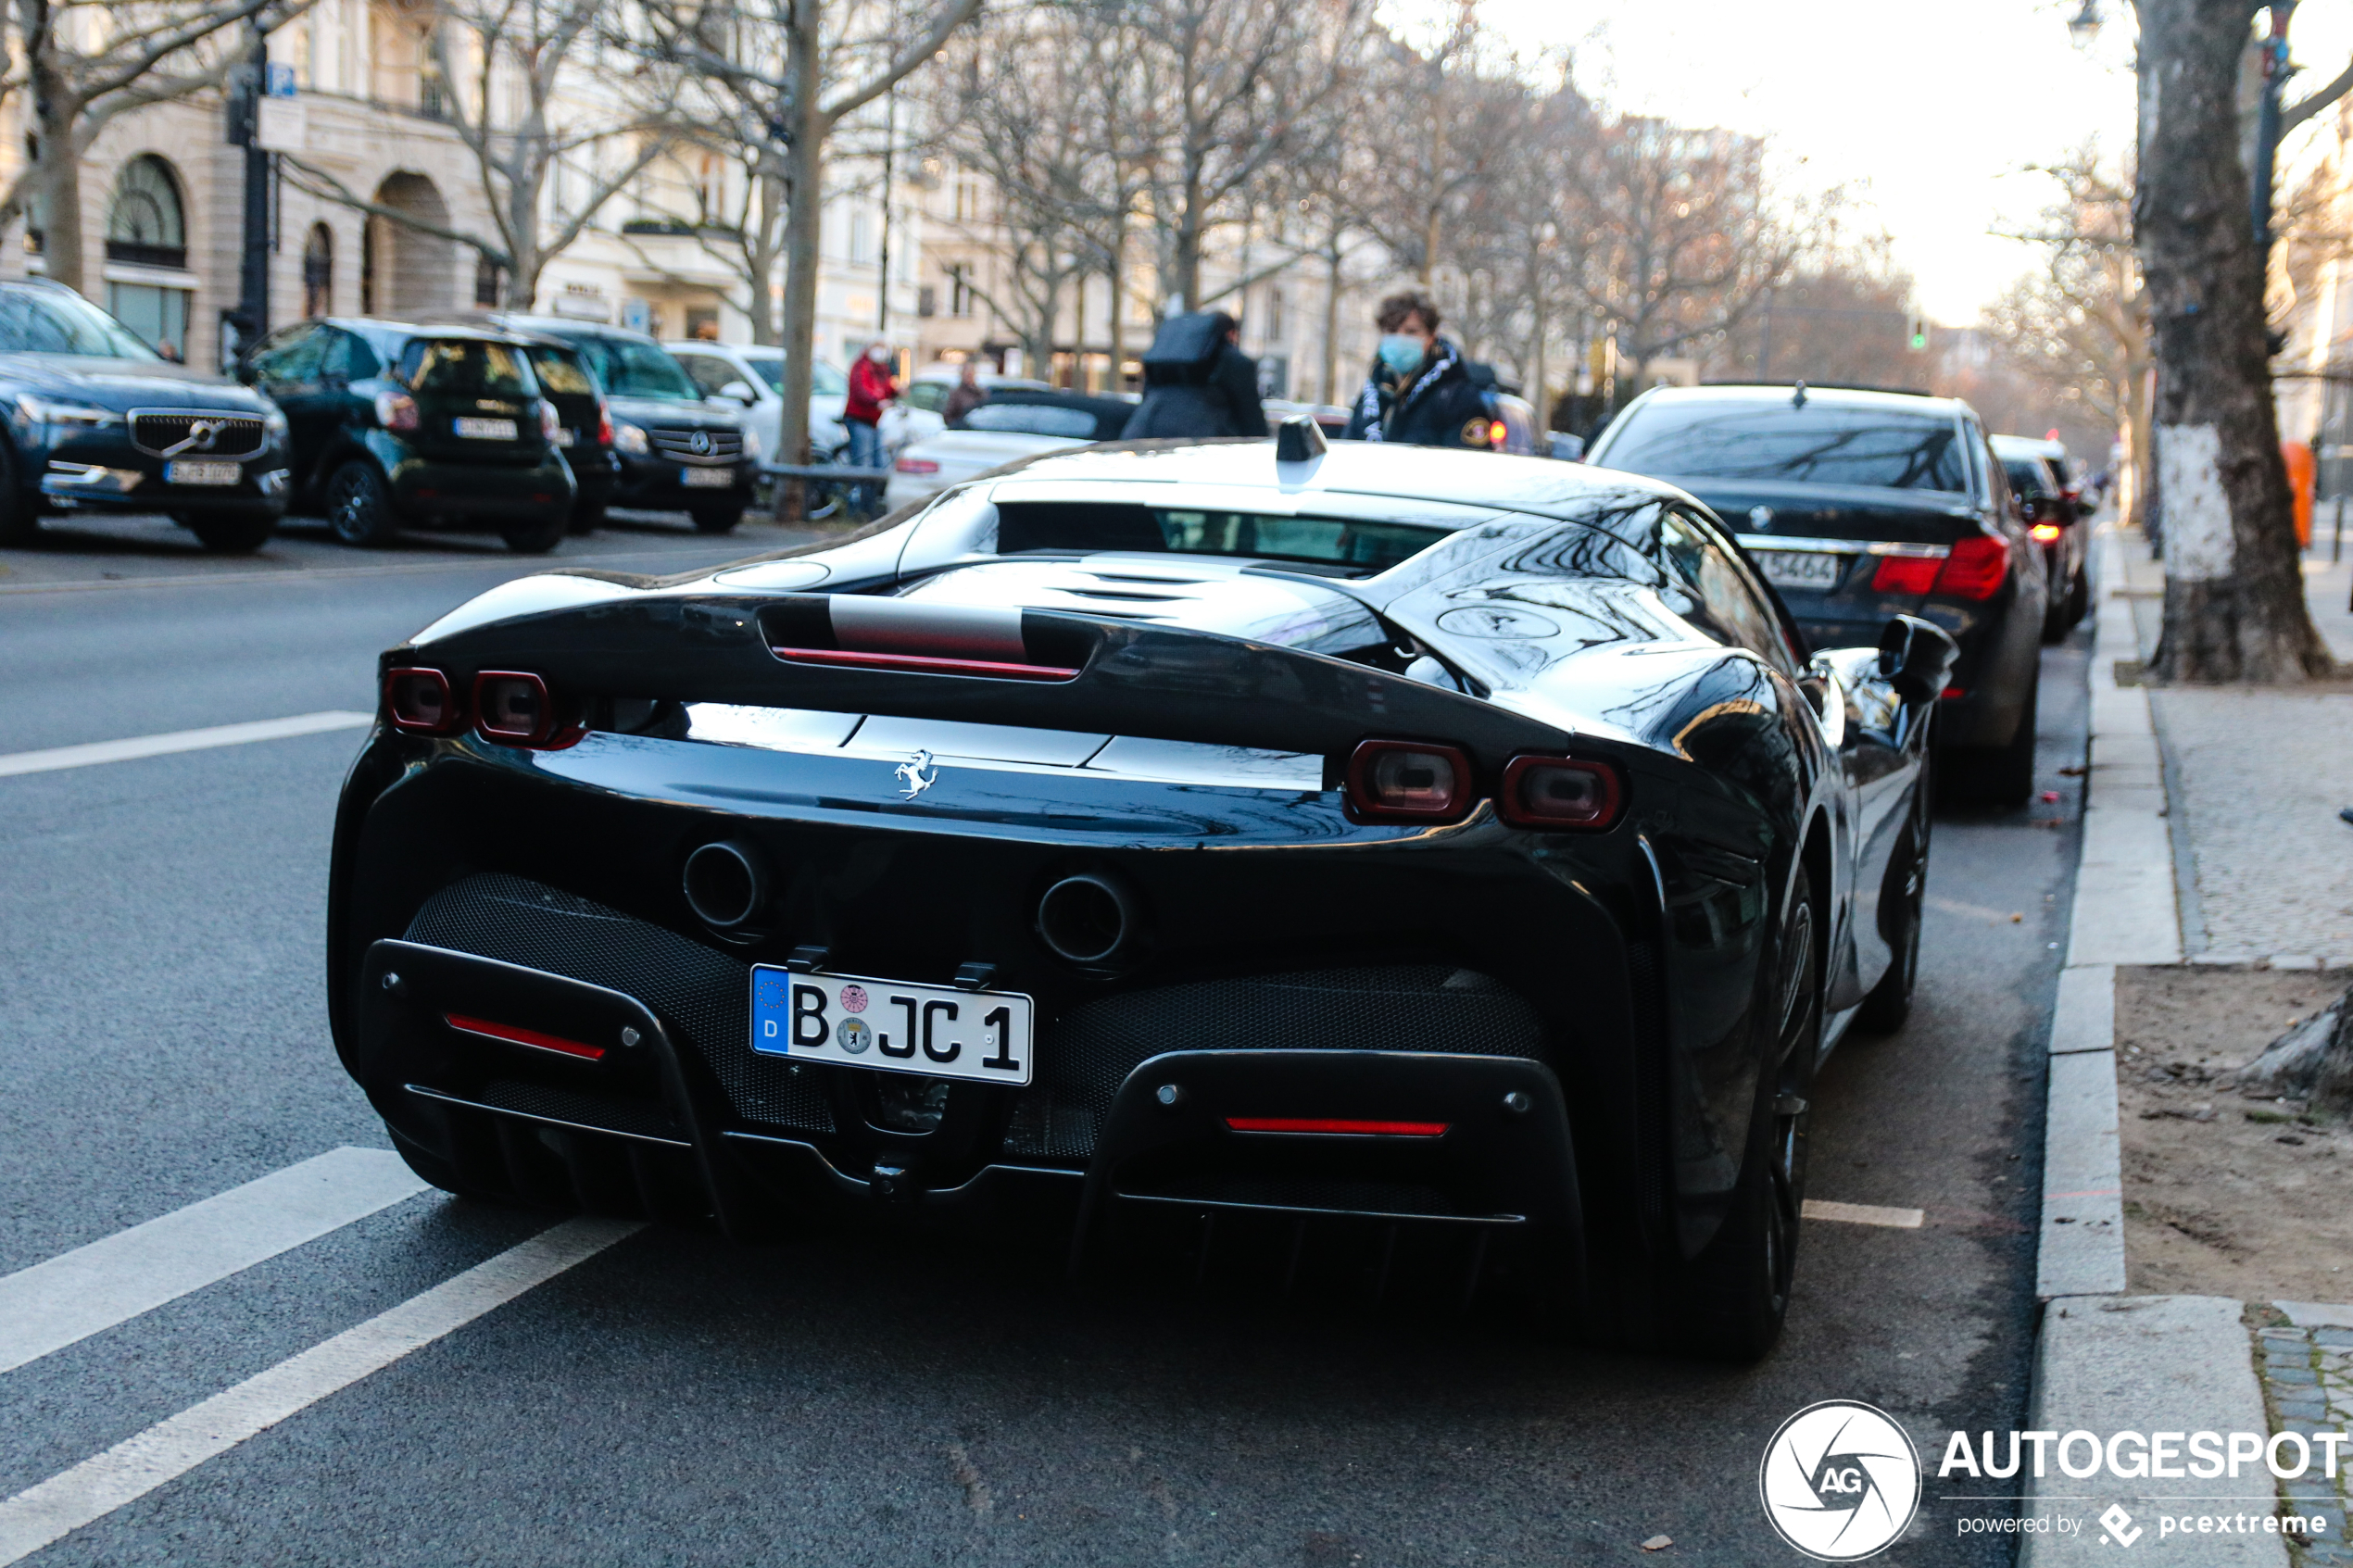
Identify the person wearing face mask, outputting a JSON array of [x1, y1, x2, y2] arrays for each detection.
[[1342, 290, 1498, 448], [1121, 309, 1269, 440], [844, 341, 899, 511]]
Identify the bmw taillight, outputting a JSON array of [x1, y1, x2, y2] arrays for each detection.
[[474, 671, 564, 746], [384, 668, 461, 734], [1344, 739, 1471, 822], [1932, 534, 2010, 599], [2030, 522, 2062, 544], [1870, 555, 1941, 596], [372, 391, 420, 433], [1498, 756, 1625, 831]]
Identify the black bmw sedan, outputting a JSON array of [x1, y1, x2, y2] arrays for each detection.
[[0, 280, 289, 553], [1585, 384, 2047, 805]]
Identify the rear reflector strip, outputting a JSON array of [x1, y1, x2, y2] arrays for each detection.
[[443, 1012, 606, 1060], [770, 646, 1080, 682], [1224, 1117, 1451, 1136]]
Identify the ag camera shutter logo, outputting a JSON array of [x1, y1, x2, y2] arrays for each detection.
[[1758, 1400, 1921, 1561]]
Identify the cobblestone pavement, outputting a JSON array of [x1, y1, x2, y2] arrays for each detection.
[[2116, 533, 2353, 964], [2258, 1321, 2353, 1565]]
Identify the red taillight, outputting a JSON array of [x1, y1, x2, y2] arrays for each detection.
[[1932, 534, 2009, 599], [1497, 755, 1625, 831], [1941, 685, 1965, 700], [1225, 1117, 1450, 1136], [895, 456, 940, 474], [372, 390, 420, 433], [2030, 522, 2062, 544], [443, 1012, 605, 1060], [384, 667, 461, 734], [596, 404, 614, 446], [473, 670, 566, 746], [1487, 420, 1508, 447], [1870, 555, 1941, 596], [1344, 738, 1471, 823]]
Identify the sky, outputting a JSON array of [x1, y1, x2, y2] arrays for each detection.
[[1426, 0, 2353, 326]]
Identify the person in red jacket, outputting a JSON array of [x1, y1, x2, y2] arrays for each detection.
[[845, 342, 897, 512]]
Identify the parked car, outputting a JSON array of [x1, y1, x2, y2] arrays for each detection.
[[336, 433, 1955, 1360], [1585, 383, 2048, 804], [882, 388, 1136, 510], [495, 332, 617, 533], [240, 319, 573, 552], [666, 339, 849, 466], [1991, 433, 2089, 641], [470, 315, 755, 533], [879, 363, 1052, 453], [1263, 397, 1352, 438], [0, 279, 289, 553]]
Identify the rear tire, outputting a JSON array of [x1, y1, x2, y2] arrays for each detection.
[[325, 460, 399, 547], [568, 501, 606, 536], [2064, 563, 2089, 628], [689, 501, 745, 534], [181, 512, 276, 554], [1945, 676, 2037, 808], [0, 440, 36, 546], [501, 511, 569, 554], [1856, 754, 1931, 1033]]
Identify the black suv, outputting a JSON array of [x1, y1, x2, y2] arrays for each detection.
[[0, 280, 289, 553], [470, 315, 753, 533], [240, 320, 575, 552], [1585, 384, 2048, 804]]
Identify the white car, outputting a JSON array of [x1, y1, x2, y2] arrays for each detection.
[[881, 391, 1136, 510], [666, 340, 850, 462], [878, 364, 1052, 454]]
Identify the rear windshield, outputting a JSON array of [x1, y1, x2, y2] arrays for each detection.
[[997, 502, 1442, 573], [1602, 401, 1970, 492], [564, 335, 700, 400], [2002, 458, 2052, 497], [526, 348, 597, 396], [398, 338, 535, 396], [959, 403, 1101, 438]]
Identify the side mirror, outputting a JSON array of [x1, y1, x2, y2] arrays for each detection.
[[234, 360, 258, 385], [713, 379, 757, 404], [1877, 613, 1958, 705]]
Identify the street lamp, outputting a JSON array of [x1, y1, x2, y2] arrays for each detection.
[[2066, 0, 2102, 49]]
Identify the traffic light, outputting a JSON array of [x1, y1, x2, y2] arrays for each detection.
[[1906, 312, 1929, 352]]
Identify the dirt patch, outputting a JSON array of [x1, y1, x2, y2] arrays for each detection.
[[2117, 965, 2353, 1303]]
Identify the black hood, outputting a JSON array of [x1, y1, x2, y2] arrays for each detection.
[[0, 352, 276, 416]]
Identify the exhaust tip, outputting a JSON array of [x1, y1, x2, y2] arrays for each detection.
[[1037, 873, 1137, 965], [683, 840, 767, 929]]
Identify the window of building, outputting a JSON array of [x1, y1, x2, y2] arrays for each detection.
[[104, 155, 191, 360], [946, 262, 975, 319], [473, 255, 505, 307], [302, 223, 333, 317]]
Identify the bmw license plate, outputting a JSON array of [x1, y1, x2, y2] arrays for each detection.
[[1755, 549, 1845, 591], [750, 967, 1034, 1086], [681, 465, 735, 488], [454, 417, 518, 440], [165, 459, 240, 486]]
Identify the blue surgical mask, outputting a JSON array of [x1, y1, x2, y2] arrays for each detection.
[[1378, 334, 1426, 375]]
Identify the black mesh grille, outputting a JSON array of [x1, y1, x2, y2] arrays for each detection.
[[1005, 967, 1545, 1161], [472, 1078, 684, 1142], [129, 409, 269, 459], [648, 425, 743, 462], [403, 873, 833, 1134]]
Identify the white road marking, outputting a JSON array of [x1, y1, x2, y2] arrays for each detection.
[[0, 1217, 640, 1566], [0, 1148, 430, 1375], [1803, 1199, 1926, 1230], [0, 710, 373, 778]]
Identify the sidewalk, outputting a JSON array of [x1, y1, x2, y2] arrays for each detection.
[[2025, 529, 2353, 1566]]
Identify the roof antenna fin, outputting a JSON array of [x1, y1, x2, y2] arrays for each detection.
[[1275, 413, 1327, 464], [1791, 380, 1807, 408]]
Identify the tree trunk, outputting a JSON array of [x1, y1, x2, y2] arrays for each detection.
[[2137, 0, 2334, 683], [1107, 228, 1125, 394], [749, 170, 786, 346], [773, 1, 826, 524], [31, 73, 84, 296], [1321, 241, 1343, 407]]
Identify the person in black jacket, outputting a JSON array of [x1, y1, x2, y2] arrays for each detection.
[[1121, 310, 1270, 439], [1341, 290, 1499, 449]]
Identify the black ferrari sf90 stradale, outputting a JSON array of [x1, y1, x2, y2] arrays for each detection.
[[328, 419, 1955, 1359]]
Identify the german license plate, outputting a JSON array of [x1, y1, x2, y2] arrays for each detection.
[[681, 465, 735, 488], [552, 428, 577, 447], [165, 459, 239, 486], [454, 417, 517, 440], [750, 968, 1034, 1086], [1755, 549, 1845, 590]]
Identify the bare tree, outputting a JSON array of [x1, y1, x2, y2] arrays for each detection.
[[6, 0, 320, 296], [1718, 230, 1918, 390], [1348, 13, 1527, 289]]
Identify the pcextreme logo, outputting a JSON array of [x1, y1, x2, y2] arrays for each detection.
[[1759, 1400, 1923, 1562]]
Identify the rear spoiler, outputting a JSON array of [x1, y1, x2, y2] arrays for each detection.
[[396, 592, 1576, 768]]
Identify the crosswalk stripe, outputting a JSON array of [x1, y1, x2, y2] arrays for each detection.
[[0, 1216, 640, 1566], [0, 1148, 430, 1375], [1802, 1199, 1926, 1229], [0, 711, 373, 778]]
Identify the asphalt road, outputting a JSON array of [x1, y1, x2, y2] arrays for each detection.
[[0, 516, 2089, 1566]]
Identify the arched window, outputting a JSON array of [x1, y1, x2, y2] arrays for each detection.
[[304, 224, 334, 318], [106, 156, 185, 270]]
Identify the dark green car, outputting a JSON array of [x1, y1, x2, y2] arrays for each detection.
[[240, 319, 576, 552]]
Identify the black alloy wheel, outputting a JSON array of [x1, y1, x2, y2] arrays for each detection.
[[325, 460, 399, 547], [1856, 750, 1932, 1033], [501, 511, 569, 554], [0, 437, 35, 546], [180, 512, 277, 555], [689, 501, 746, 534]]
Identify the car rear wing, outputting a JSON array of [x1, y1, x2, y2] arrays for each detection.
[[394, 590, 1577, 770]]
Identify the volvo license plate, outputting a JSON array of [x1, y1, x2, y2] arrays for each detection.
[[454, 417, 518, 440], [165, 460, 240, 486], [681, 465, 735, 487], [1755, 550, 1845, 591], [750, 968, 1034, 1086]]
